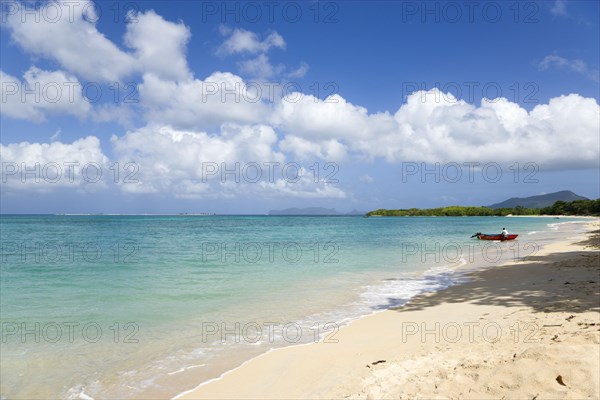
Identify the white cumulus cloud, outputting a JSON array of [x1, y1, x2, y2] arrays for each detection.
[[217, 27, 307, 80], [273, 89, 600, 169], [217, 28, 286, 56], [1, 67, 91, 121], [538, 54, 599, 83], [124, 10, 191, 81], [0, 136, 109, 192], [4, 0, 135, 82], [108, 123, 347, 199], [110, 123, 285, 195], [254, 172, 347, 199], [138, 72, 271, 129], [4, 1, 191, 82], [238, 54, 285, 79]]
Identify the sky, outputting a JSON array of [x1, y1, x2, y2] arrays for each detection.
[[0, 0, 599, 214]]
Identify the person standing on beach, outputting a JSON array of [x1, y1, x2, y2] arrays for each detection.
[[501, 228, 509, 239]]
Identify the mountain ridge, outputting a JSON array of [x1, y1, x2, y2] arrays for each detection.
[[488, 190, 588, 209]]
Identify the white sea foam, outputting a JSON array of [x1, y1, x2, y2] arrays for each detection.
[[167, 364, 206, 376], [65, 385, 94, 400], [357, 265, 462, 310], [547, 220, 590, 230]]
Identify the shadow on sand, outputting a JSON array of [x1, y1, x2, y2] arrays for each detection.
[[383, 230, 600, 315]]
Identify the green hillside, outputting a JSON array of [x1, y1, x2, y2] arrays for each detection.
[[488, 191, 588, 209]]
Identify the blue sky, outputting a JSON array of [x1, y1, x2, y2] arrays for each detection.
[[1, 0, 599, 214]]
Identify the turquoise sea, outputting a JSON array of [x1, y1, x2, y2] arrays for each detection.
[[0, 215, 590, 399]]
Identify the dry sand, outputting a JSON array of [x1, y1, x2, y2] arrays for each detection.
[[177, 223, 600, 400]]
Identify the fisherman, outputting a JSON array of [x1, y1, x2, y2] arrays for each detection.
[[501, 227, 509, 239]]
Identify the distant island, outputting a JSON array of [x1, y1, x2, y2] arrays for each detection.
[[366, 191, 599, 217], [268, 207, 365, 216], [487, 190, 588, 209]]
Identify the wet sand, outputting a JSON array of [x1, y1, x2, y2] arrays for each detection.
[[176, 222, 599, 399]]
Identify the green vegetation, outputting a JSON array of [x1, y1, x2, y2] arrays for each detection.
[[488, 190, 588, 209], [540, 199, 600, 216], [366, 199, 600, 217]]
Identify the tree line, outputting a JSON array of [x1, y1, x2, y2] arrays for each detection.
[[366, 199, 600, 217]]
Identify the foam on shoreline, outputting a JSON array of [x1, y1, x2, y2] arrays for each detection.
[[171, 218, 598, 400]]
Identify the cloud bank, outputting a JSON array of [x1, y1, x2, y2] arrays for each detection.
[[2, 2, 599, 200]]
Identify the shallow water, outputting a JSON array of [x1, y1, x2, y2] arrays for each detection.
[[0, 215, 590, 399]]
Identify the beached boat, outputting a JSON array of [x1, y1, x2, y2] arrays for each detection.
[[472, 233, 518, 241]]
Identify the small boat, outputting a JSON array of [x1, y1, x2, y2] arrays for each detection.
[[471, 233, 518, 241]]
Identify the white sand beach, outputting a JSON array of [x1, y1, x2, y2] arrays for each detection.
[[177, 222, 600, 399]]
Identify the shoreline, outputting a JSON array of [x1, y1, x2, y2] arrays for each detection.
[[6, 216, 590, 399], [505, 215, 599, 218], [175, 220, 599, 399]]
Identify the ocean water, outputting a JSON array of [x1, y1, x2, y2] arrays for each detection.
[[0, 215, 590, 399]]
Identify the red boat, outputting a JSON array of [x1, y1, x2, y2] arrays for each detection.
[[473, 233, 518, 241]]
